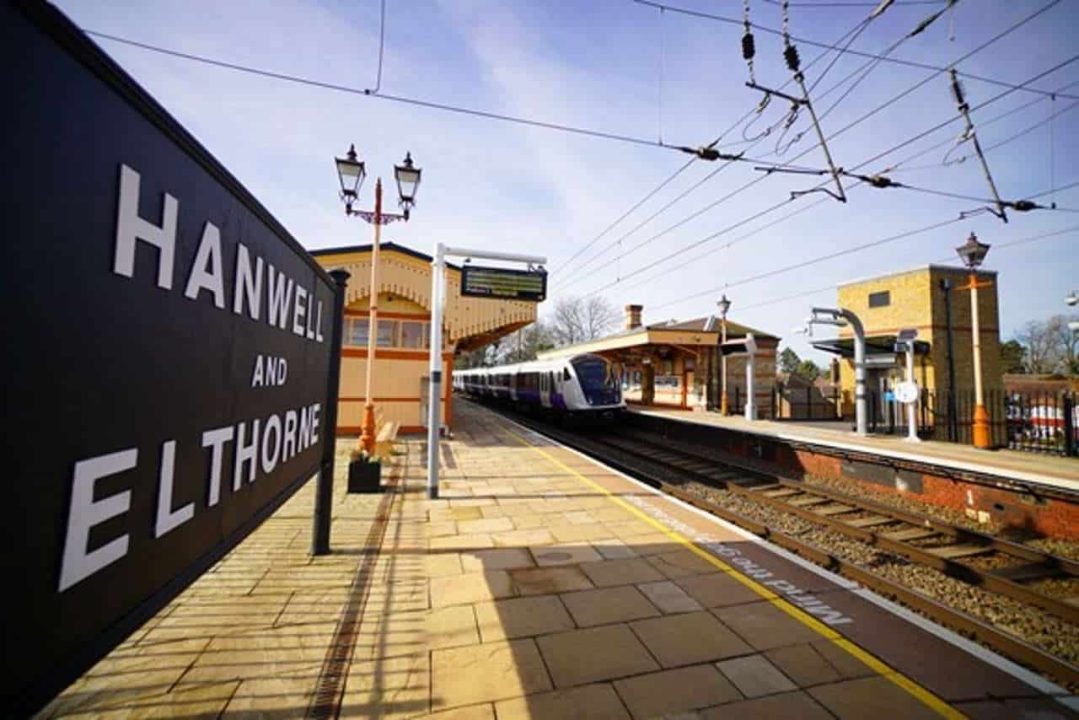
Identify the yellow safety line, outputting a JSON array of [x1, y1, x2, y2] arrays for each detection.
[[500, 423, 965, 720]]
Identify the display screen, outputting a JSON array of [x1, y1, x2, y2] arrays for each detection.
[[461, 265, 547, 302]]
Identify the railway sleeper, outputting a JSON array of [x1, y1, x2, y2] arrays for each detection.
[[926, 544, 996, 560], [989, 562, 1067, 583], [882, 527, 939, 542], [787, 495, 830, 508], [846, 515, 895, 528]]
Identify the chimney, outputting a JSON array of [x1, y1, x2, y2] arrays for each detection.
[[625, 304, 643, 330]]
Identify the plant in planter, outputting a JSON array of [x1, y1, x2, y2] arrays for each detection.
[[347, 449, 382, 494]]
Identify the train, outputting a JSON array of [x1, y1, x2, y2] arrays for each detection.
[[453, 353, 625, 422]]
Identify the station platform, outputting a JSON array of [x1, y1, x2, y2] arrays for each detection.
[[634, 408, 1079, 492], [40, 402, 1074, 719]]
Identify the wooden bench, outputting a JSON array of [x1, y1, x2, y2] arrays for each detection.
[[375, 419, 400, 460]]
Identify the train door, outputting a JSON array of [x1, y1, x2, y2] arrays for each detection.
[[539, 371, 552, 408]]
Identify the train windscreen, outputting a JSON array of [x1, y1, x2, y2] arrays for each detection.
[[572, 356, 621, 406]]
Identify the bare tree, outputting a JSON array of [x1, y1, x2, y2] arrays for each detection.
[[1015, 320, 1058, 374], [549, 296, 620, 347], [1046, 314, 1079, 374], [502, 321, 554, 364]]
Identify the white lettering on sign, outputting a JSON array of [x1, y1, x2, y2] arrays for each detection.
[[154, 440, 194, 538], [183, 222, 226, 308], [251, 355, 288, 388], [113, 165, 177, 290], [201, 426, 234, 507], [58, 449, 136, 592], [233, 243, 263, 320], [57, 403, 324, 592], [112, 164, 326, 342]]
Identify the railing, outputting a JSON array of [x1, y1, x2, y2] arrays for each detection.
[[880, 388, 1077, 457], [765, 384, 1077, 457]]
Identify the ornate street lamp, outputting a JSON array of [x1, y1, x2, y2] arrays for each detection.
[[335, 146, 422, 457], [717, 294, 732, 416], [955, 232, 992, 449], [335, 144, 366, 210], [394, 152, 422, 219]]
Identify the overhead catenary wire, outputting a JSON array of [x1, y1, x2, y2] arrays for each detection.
[[366, 0, 387, 95], [559, 0, 925, 289], [567, 4, 1068, 297], [84, 29, 711, 156], [555, 6, 880, 284], [630, 0, 1076, 100], [649, 183, 1078, 314], [575, 47, 1077, 301], [736, 223, 1079, 312]]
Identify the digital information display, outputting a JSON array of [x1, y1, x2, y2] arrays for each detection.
[[461, 265, 547, 302]]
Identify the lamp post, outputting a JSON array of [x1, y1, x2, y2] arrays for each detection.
[[717, 294, 731, 415], [955, 232, 992, 450], [335, 145, 422, 456]]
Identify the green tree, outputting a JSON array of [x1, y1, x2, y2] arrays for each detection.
[[1000, 339, 1026, 374], [779, 347, 801, 375], [795, 360, 821, 382]]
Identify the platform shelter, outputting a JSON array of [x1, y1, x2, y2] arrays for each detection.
[[312, 242, 536, 433], [539, 304, 779, 413]]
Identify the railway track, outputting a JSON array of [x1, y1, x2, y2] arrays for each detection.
[[607, 429, 1079, 624], [484, 402, 1079, 688]]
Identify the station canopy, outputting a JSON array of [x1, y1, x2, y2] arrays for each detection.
[[812, 335, 931, 358]]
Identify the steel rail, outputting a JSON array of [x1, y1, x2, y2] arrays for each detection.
[[602, 432, 1079, 624]]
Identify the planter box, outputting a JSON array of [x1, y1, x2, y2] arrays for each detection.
[[347, 459, 382, 494]]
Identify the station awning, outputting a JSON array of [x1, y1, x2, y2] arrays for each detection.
[[811, 335, 930, 358]]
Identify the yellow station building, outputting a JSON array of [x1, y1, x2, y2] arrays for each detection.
[[813, 264, 1002, 425], [311, 242, 537, 433]]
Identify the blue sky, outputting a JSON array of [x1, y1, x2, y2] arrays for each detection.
[[56, 0, 1079, 360]]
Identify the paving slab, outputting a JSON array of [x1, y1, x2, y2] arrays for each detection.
[[41, 401, 1069, 719], [536, 624, 660, 688], [613, 664, 742, 719]]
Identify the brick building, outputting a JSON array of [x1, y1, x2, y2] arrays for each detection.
[[813, 265, 1002, 427]]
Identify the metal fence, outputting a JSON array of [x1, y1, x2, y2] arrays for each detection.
[[923, 388, 1078, 457], [763, 384, 1077, 457]]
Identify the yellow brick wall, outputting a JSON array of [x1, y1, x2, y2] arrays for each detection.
[[835, 266, 1002, 397]]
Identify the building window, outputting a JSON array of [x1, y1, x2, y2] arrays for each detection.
[[868, 290, 891, 308], [347, 318, 369, 346], [343, 317, 430, 348], [400, 321, 424, 348]]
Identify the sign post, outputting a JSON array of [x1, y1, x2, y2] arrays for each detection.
[[895, 329, 921, 443], [426, 244, 546, 499]]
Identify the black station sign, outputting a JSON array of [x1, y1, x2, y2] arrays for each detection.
[[1, 2, 337, 714], [461, 264, 548, 302]]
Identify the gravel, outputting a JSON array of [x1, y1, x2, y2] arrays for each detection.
[[570, 428, 1079, 691]]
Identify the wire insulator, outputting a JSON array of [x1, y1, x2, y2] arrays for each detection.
[[949, 69, 965, 106], [1010, 200, 1038, 212], [784, 43, 800, 73], [742, 32, 755, 61]]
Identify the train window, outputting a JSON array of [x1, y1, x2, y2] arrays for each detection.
[[549, 372, 556, 388], [563, 369, 571, 381]]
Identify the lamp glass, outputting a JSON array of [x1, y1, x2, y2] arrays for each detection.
[[955, 233, 990, 269], [717, 294, 731, 318], [394, 152, 421, 204], [335, 146, 365, 198]]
